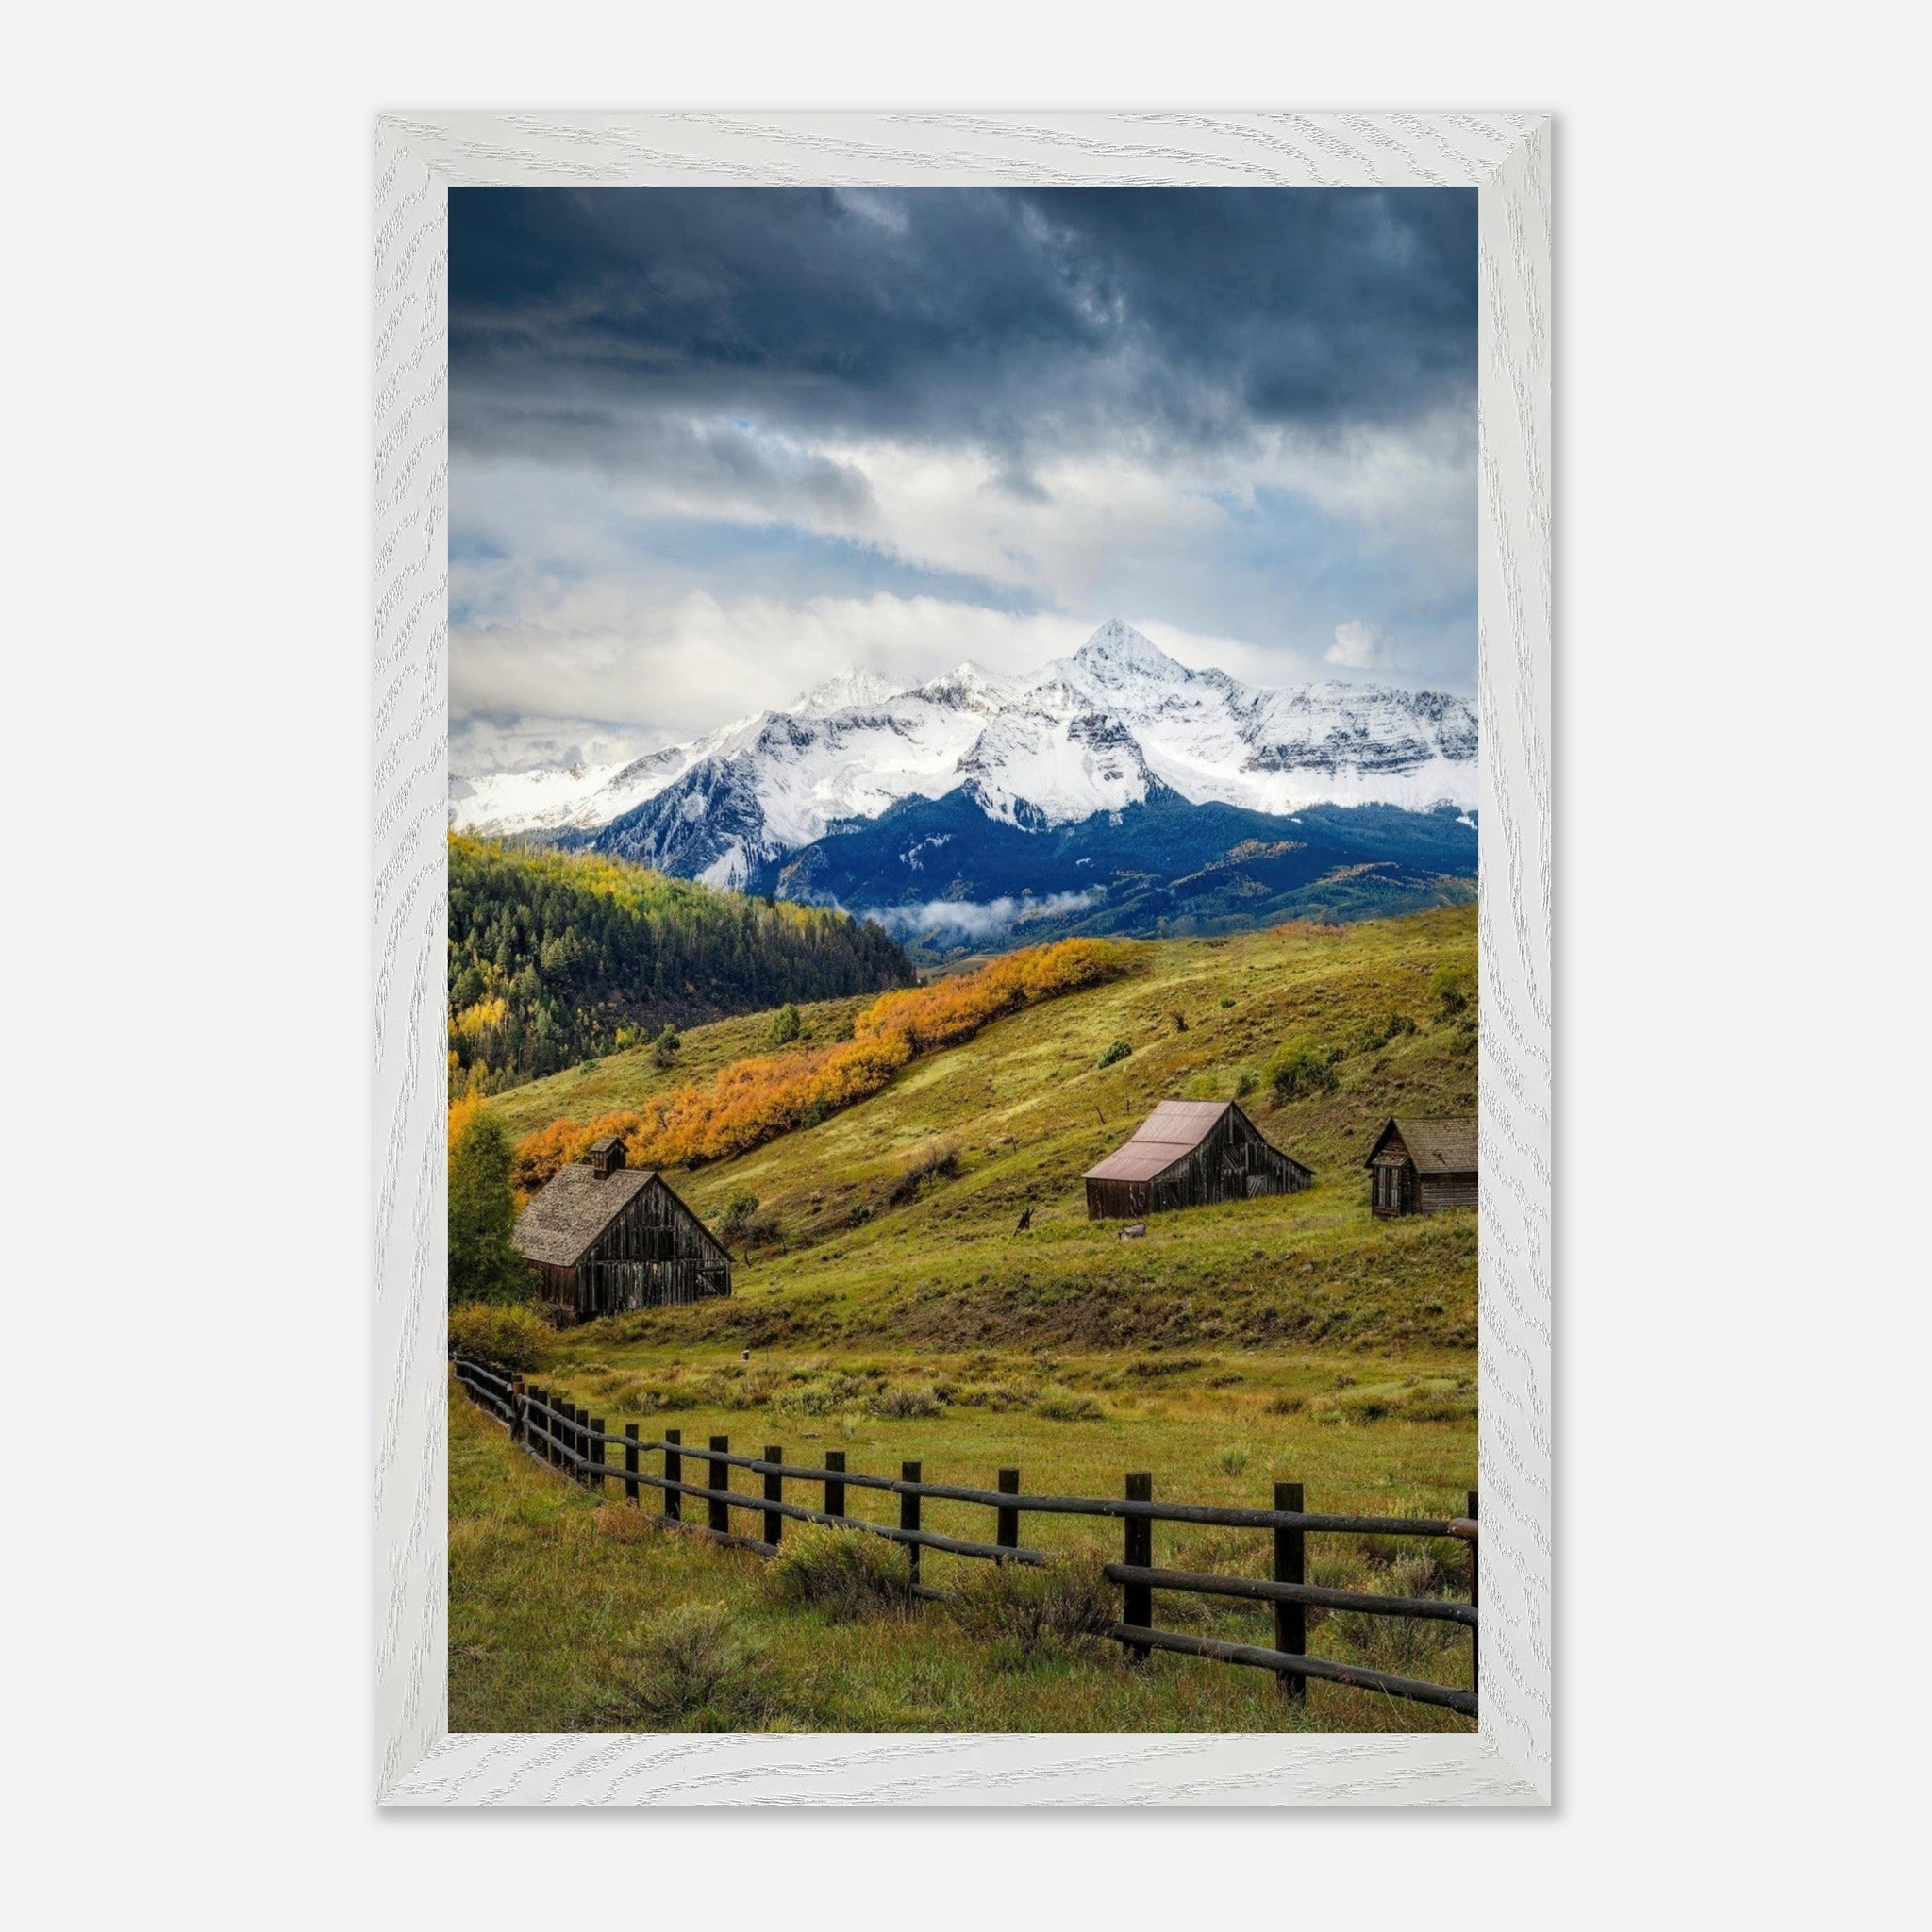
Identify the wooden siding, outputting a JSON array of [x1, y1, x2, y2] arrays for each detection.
[[1085, 1178, 1152, 1221], [1085, 1107, 1312, 1220], [540, 1176, 731, 1321], [1417, 1173, 1478, 1213], [1372, 1157, 1476, 1218]]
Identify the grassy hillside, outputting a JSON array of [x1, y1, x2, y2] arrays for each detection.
[[496, 905, 1477, 1354], [455, 905, 1479, 1733]]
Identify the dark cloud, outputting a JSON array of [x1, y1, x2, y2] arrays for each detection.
[[450, 508, 1049, 632], [447, 185, 1479, 719], [449, 186, 1474, 463], [454, 401, 878, 522]]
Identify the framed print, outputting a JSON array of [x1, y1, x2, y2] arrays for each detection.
[[375, 111, 1551, 1807]]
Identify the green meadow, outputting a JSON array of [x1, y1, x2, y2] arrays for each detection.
[[453, 905, 1480, 1733]]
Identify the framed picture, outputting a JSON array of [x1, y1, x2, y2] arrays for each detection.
[[375, 110, 1550, 1806]]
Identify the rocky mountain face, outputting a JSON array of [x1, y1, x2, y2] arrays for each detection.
[[451, 621, 1479, 909]]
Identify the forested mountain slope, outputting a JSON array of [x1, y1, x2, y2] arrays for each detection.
[[447, 837, 912, 1094]]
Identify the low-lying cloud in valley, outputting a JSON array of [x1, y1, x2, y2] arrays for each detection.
[[859, 891, 1098, 942]]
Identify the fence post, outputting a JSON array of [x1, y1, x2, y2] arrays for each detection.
[[510, 1377, 526, 1447], [900, 1461, 922, 1589], [763, 1444, 784, 1548], [996, 1468, 1020, 1557], [1468, 1488, 1479, 1698], [533, 1389, 551, 1466], [1273, 1480, 1307, 1705], [574, 1406, 590, 1483], [824, 1450, 846, 1523], [1123, 1473, 1153, 1662], [708, 1435, 730, 1536], [590, 1417, 608, 1495], [624, 1424, 640, 1506], [664, 1429, 682, 1523]]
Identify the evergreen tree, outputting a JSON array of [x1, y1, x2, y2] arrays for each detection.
[[448, 1106, 530, 1306]]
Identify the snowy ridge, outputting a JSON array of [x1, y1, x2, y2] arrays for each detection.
[[450, 621, 1477, 886]]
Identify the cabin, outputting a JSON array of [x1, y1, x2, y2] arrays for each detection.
[[1082, 1100, 1314, 1221], [1364, 1116, 1478, 1217], [513, 1135, 731, 1322]]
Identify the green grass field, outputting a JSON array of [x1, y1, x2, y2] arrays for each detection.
[[454, 906, 1479, 1732]]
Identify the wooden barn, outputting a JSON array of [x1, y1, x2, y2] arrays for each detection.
[[513, 1135, 731, 1322], [1364, 1116, 1478, 1217], [1082, 1100, 1314, 1221]]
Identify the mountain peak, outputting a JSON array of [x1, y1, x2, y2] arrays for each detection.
[[453, 617, 1478, 861], [1074, 619, 1188, 683], [791, 667, 906, 717]]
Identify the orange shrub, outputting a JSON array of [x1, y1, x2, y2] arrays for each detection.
[[508, 1118, 581, 1198], [854, 938, 1129, 1053], [508, 1110, 656, 1197]]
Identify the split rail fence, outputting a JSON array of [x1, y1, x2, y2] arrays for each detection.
[[453, 1353, 1478, 1719]]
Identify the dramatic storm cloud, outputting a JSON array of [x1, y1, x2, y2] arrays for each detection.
[[448, 185, 1476, 773]]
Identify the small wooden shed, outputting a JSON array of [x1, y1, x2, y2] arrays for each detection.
[[513, 1136, 731, 1322], [1082, 1100, 1314, 1221], [1364, 1116, 1477, 1217]]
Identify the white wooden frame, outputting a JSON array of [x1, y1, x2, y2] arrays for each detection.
[[375, 111, 1551, 1807]]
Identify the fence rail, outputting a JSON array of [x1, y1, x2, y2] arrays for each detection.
[[452, 1353, 1478, 1719]]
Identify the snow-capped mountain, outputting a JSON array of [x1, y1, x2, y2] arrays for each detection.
[[450, 621, 1477, 891], [791, 667, 908, 717]]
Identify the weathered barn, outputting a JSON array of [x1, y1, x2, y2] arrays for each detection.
[[1364, 1116, 1478, 1217], [513, 1136, 731, 1322], [1082, 1100, 1314, 1221]]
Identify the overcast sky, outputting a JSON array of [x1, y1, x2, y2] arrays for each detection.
[[448, 185, 1476, 775]]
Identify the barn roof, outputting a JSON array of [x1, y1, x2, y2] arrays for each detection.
[[514, 1164, 658, 1268], [1364, 1116, 1478, 1174], [1083, 1100, 1247, 1184]]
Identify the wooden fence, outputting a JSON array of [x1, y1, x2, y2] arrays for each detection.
[[453, 1353, 1478, 1719]]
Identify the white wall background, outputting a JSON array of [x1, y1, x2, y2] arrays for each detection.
[[7, 4, 1922, 1923]]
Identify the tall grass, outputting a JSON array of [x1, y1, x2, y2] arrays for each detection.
[[942, 1553, 1115, 1657], [764, 1525, 914, 1622], [592, 1605, 793, 1731]]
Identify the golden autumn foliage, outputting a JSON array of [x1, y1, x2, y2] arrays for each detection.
[[448, 1091, 487, 1151], [453, 996, 509, 1045], [513, 937, 1133, 1183], [853, 937, 1129, 1053], [508, 1109, 652, 1200]]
